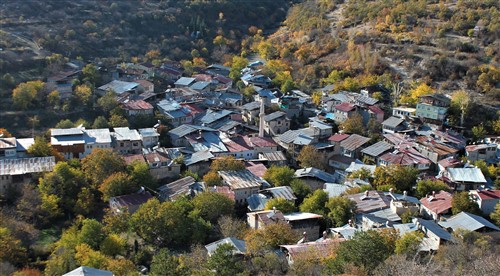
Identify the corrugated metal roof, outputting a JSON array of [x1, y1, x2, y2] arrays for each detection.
[[51, 127, 84, 136], [247, 193, 269, 211], [259, 151, 287, 161], [340, 134, 371, 151], [241, 101, 261, 111], [157, 176, 197, 201], [199, 109, 233, 125], [185, 150, 214, 166], [168, 124, 216, 140], [420, 190, 452, 215], [447, 167, 486, 183], [0, 156, 56, 176], [330, 225, 358, 239], [361, 141, 393, 157], [205, 237, 246, 256], [190, 81, 210, 90], [369, 208, 401, 222], [63, 266, 113, 276], [414, 218, 452, 241], [219, 169, 263, 189], [263, 111, 286, 122], [263, 186, 297, 201], [295, 167, 337, 183], [98, 80, 138, 94], [438, 211, 500, 232], [393, 223, 418, 236], [174, 77, 196, 86], [323, 183, 348, 198], [346, 191, 391, 213]]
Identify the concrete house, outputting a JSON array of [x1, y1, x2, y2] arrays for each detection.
[[174, 77, 196, 88], [415, 94, 450, 123], [240, 101, 261, 125], [340, 134, 371, 159], [219, 169, 265, 205], [295, 167, 337, 191], [469, 189, 500, 215], [382, 116, 406, 134], [109, 190, 153, 214], [82, 129, 112, 157], [121, 100, 154, 116], [0, 157, 56, 196], [333, 102, 357, 124], [361, 141, 393, 165], [97, 80, 139, 96], [111, 127, 142, 154], [51, 127, 85, 159], [419, 190, 453, 220], [143, 147, 182, 180], [138, 128, 160, 149], [0, 138, 17, 159], [465, 144, 498, 163], [263, 111, 290, 136], [284, 212, 323, 240]]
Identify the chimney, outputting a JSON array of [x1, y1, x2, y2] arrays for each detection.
[[258, 98, 265, 137], [348, 219, 353, 227], [273, 206, 276, 214], [389, 188, 394, 194], [322, 231, 328, 240], [302, 232, 307, 242], [432, 191, 436, 197], [364, 190, 369, 197]]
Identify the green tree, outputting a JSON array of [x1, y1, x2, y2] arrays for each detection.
[[206, 243, 244, 276], [400, 83, 435, 107], [92, 116, 109, 129], [335, 230, 394, 273], [373, 165, 418, 192], [78, 219, 105, 250], [55, 119, 75, 128], [341, 114, 365, 135], [452, 192, 481, 215], [229, 56, 248, 80], [349, 168, 372, 181], [202, 171, 222, 186], [99, 172, 137, 201], [299, 190, 329, 216], [192, 192, 234, 223], [12, 80, 44, 109], [82, 64, 99, 86], [415, 179, 450, 198], [47, 90, 61, 108], [395, 231, 424, 256], [491, 202, 500, 226], [265, 198, 296, 214], [0, 227, 27, 266], [108, 114, 129, 128], [28, 136, 63, 161], [210, 156, 245, 171], [297, 145, 325, 169], [81, 149, 127, 187], [150, 249, 187, 276], [217, 216, 247, 239], [451, 90, 471, 127], [263, 166, 295, 187], [471, 123, 486, 142], [326, 196, 356, 227], [100, 234, 126, 257], [245, 222, 299, 255], [473, 160, 492, 178], [97, 91, 119, 115], [74, 84, 92, 106], [129, 160, 157, 189], [290, 179, 311, 205], [75, 244, 109, 269]]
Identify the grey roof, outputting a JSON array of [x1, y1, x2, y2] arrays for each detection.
[[414, 218, 452, 241], [206, 64, 231, 71], [0, 156, 56, 176], [241, 101, 261, 111], [63, 266, 113, 276], [393, 223, 418, 236], [263, 186, 297, 201], [219, 169, 264, 190], [185, 150, 214, 166], [345, 162, 376, 175], [98, 80, 138, 94], [369, 208, 401, 222], [447, 167, 487, 183], [438, 212, 500, 232], [278, 129, 314, 146], [259, 151, 287, 161], [205, 237, 246, 256], [84, 129, 111, 144], [157, 176, 197, 201], [361, 141, 393, 157], [112, 127, 141, 141], [169, 124, 216, 140], [382, 116, 405, 128], [330, 225, 359, 239], [357, 95, 378, 106], [340, 134, 371, 151], [309, 119, 334, 130], [139, 128, 160, 138], [323, 183, 349, 198], [199, 109, 233, 125], [385, 192, 421, 204], [295, 167, 336, 183], [174, 77, 196, 86], [188, 132, 227, 153], [346, 191, 391, 213], [247, 193, 269, 211], [51, 127, 84, 136], [263, 111, 286, 122], [190, 81, 210, 90], [15, 138, 35, 152]]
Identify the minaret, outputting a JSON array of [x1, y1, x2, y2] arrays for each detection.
[[259, 98, 265, 137]]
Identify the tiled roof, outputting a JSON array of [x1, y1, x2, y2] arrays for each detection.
[[340, 134, 371, 151], [419, 190, 452, 215]]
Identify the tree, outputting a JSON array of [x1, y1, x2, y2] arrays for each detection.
[[78, 219, 105, 250], [210, 156, 245, 171], [97, 91, 119, 115], [265, 198, 296, 214], [229, 56, 248, 80], [334, 230, 394, 273], [55, 119, 75, 128], [192, 192, 234, 223], [400, 83, 435, 106], [473, 160, 492, 178], [451, 90, 471, 127], [108, 114, 129, 128], [202, 171, 222, 186], [245, 222, 299, 255], [297, 145, 325, 169], [206, 243, 244, 276], [100, 234, 126, 257], [92, 116, 109, 129], [373, 165, 418, 192], [28, 136, 63, 161], [290, 179, 311, 205], [74, 244, 109, 269], [341, 114, 365, 135], [326, 196, 356, 227], [395, 231, 424, 256], [452, 192, 481, 215], [82, 64, 99, 86], [129, 160, 157, 189], [0, 227, 27, 266], [312, 91, 322, 106], [74, 84, 92, 106], [491, 202, 500, 226], [81, 149, 127, 187], [150, 249, 187, 276], [0, 128, 12, 137], [217, 216, 247, 239], [47, 90, 61, 108], [299, 190, 329, 216], [472, 124, 487, 142], [99, 172, 137, 201], [263, 166, 295, 187], [12, 80, 44, 109], [416, 179, 450, 198], [349, 168, 372, 181]]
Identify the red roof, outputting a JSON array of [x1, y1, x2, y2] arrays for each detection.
[[134, 79, 154, 88], [123, 154, 146, 165], [420, 190, 452, 215], [368, 105, 384, 114], [214, 75, 233, 84], [225, 137, 253, 153], [379, 149, 431, 166], [122, 100, 153, 110], [335, 102, 355, 112], [245, 161, 268, 178], [193, 74, 213, 82], [328, 133, 350, 142], [181, 103, 204, 116], [212, 186, 235, 201], [248, 136, 278, 148], [475, 190, 500, 200]]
